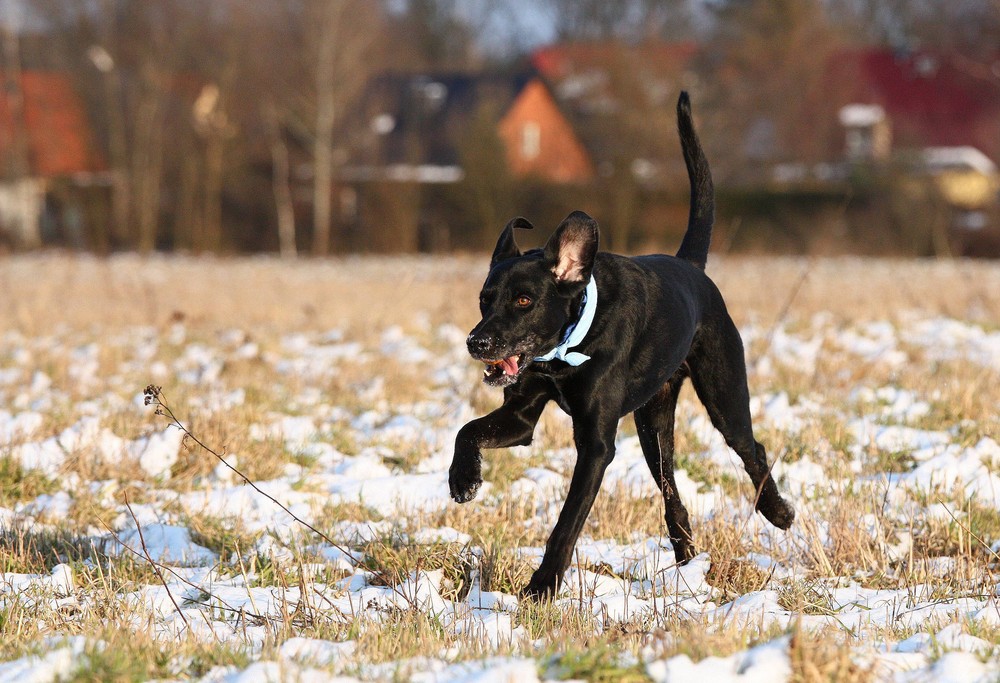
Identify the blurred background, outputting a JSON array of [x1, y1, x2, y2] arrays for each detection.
[[0, 0, 998, 257]]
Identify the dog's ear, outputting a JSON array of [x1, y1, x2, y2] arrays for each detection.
[[491, 217, 534, 267], [544, 211, 599, 283]]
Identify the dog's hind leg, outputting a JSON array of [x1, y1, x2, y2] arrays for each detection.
[[634, 369, 695, 564], [687, 313, 795, 530]]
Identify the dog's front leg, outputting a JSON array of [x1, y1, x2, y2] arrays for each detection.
[[450, 379, 552, 503], [523, 411, 618, 599]]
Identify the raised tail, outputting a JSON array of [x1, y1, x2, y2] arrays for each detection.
[[674, 91, 715, 270]]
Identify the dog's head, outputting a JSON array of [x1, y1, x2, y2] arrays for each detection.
[[467, 211, 599, 387]]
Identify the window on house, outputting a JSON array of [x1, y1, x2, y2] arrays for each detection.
[[521, 121, 540, 160]]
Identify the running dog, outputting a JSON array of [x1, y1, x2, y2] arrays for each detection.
[[449, 92, 795, 599]]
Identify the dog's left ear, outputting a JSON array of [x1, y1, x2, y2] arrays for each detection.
[[544, 211, 599, 283], [491, 217, 534, 268]]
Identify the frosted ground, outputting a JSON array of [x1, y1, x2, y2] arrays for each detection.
[[0, 255, 999, 681]]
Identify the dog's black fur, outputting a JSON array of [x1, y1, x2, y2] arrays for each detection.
[[449, 92, 795, 599]]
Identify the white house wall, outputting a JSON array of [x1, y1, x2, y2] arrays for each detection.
[[0, 178, 45, 248]]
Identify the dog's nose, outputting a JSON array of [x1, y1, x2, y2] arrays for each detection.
[[467, 334, 493, 358]]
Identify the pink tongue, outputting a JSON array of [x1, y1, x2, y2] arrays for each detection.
[[500, 356, 519, 375]]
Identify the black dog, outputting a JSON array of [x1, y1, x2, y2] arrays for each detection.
[[449, 92, 794, 599]]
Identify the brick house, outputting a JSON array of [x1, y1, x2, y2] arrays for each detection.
[[829, 48, 1000, 164], [531, 41, 700, 184], [333, 70, 595, 251], [0, 71, 107, 248], [342, 71, 594, 186], [497, 77, 594, 183]]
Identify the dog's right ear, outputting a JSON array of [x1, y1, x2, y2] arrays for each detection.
[[544, 211, 599, 284], [491, 217, 534, 268]]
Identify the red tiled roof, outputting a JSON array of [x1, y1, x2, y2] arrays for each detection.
[[532, 41, 698, 82], [536, 41, 1000, 162], [0, 71, 105, 178], [828, 49, 1000, 159]]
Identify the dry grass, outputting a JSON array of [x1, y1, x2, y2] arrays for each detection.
[[789, 625, 875, 682], [2, 254, 1000, 335], [2, 253, 1000, 677]]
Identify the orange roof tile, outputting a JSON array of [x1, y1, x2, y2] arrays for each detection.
[[0, 71, 105, 178]]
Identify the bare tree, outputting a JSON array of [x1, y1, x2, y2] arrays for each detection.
[[383, 0, 482, 69], [86, 42, 128, 251], [264, 101, 297, 258], [192, 84, 237, 253], [38, 0, 209, 252], [697, 0, 847, 181], [133, 65, 167, 252], [827, 0, 1000, 54], [453, 104, 514, 246], [544, 0, 692, 43], [308, 0, 379, 256], [311, 1, 338, 256], [219, 0, 384, 256]]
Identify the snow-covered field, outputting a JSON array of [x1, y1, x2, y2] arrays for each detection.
[[1, 254, 999, 682]]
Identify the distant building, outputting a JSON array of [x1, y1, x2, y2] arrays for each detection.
[[531, 41, 700, 183], [0, 71, 108, 248], [829, 48, 1000, 163], [334, 44, 1000, 254], [829, 50, 1000, 215], [839, 104, 892, 162], [342, 71, 594, 185], [497, 78, 595, 182]]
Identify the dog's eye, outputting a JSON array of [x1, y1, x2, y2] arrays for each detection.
[[515, 295, 532, 308]]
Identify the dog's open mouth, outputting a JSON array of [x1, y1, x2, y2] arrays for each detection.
[[482, 353, 526, 386]]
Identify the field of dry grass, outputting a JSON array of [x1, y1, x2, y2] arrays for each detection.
[[3, 253, 999, 332], [0, 253, 999, 681]]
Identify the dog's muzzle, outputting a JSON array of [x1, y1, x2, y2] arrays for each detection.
[[467, 333, 527, 387], [466, 334, 494, 358]]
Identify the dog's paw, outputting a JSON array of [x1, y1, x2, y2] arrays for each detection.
[[448, 464, 482, 504], [758, 496, 795, 530], [520, 571, 560, 601], [671, 539, 695, 565]]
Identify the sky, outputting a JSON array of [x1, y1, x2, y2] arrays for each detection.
[[0, 0, 40, 31]]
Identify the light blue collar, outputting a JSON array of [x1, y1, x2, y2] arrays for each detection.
[[534, 275, 597, 366]]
